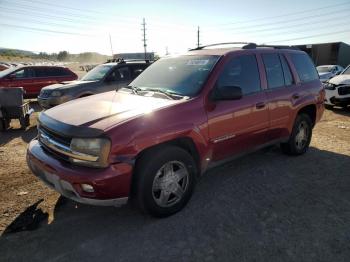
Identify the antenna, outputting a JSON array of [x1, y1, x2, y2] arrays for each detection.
[[197, 26, 200, 48], [109, 34, 114, 57], [142, 18, 147, 60]]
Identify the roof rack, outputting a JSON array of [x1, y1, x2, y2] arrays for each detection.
[[105, 58, 151, 64], [244, 44, 299, 50], [190, 42, 254, 51], [190, 42, 299, 51]]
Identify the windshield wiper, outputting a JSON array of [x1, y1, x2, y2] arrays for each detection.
[[139, 88, 186, 100], [120, 85, 140, 94]]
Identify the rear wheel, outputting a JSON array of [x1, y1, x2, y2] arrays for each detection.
[[325, 104, 334, 110], [281, 114, 312, 155], [134, 146, 197, 217]]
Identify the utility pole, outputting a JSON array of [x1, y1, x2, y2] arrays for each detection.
[[142, 18, 147, 60], [109, 34, 114, 57], [197, 26, 200, 48]]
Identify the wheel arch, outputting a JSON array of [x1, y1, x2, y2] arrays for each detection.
[[297, 104, 316, 127]]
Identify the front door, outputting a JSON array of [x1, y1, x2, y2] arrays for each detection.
[[207, 54, 269, 161]]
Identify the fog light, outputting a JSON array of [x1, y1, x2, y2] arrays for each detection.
[[81, 184, 94, 193]]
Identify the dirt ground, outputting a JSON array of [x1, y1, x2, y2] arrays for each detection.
[[0, 104, 349, 261]]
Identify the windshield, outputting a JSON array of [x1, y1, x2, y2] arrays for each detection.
[[130, 55, 219, 96], [342, 66, 350, 75], [317, 66, 333, 73], [0, 67, 19, 78], [81, 64, 113, 81]]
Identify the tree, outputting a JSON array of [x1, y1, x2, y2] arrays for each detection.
[[57, 51, 69, 61]]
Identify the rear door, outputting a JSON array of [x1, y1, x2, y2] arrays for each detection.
[[207, 54, 269, 161], [32, 67, 57, 94], [261, 52, 297, 140]]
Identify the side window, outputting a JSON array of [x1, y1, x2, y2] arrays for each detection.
[[56, 68, 71, 76], [280, 54, 293, 86], [118, 67, 131, 80], [13, 68, 34, 78], [131, 64, 147, 78], [108, 67, 131, 82], [262, 53, 284, 89], [290, 53, 319, 83], [217, 55, 261, 95], [14, 69, 26, 78], [34, 68, 49, 78]]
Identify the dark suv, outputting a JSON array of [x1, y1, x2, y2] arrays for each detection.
[[37, 60, 151, 109], [27, 43, 324, 217]]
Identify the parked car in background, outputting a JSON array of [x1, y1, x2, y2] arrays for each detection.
[[0, 64, 10, 71], [324, 65, 350, 108], [0, 66, 77, 97], [37, 59, 151, 109], [27, 43, 324, 217], [317, 65, 344, 82]]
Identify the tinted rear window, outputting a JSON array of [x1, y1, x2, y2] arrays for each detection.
[[280, 54, 293, 86], [262, 53, 284, 89], [290, 53, 319, 83]]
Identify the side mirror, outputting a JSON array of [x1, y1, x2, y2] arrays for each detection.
[[211, 85, 242, 101], [336, 71, 342, 75]]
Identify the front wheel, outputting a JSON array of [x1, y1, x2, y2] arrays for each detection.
[[134, 146, 197, 217], [281, 114, 312, 155]]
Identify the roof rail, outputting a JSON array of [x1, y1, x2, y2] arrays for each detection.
[[189, 42, 299, 51], [105, 58, 151, 64], [244, 44, 299, 50], [190, 42, 256, 51]]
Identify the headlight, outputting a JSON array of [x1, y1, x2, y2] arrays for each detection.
[[70, 138, 111, 168], [51, 90, 63, 97]]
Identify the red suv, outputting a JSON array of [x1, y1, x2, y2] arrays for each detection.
[[0, 66, 77, 97], [27, 43, 324, 217]]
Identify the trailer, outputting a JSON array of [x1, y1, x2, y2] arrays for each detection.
[[0, 87, 34, 131]]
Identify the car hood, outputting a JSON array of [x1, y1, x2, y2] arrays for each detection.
[[41, 80, 98, 91], [328, 75, 350, 85], [318, 72, 333, 79], [42, 90, 183, 133]]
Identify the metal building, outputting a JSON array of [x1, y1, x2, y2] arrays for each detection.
[[296, 42, 350, 67]]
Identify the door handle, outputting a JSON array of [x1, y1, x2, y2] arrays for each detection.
[[256, 102, 266, 109], [292, 93, 300, 99]]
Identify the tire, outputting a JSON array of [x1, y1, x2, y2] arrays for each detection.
[[325, 104, 334, 110], [19, 115, 30, 130], [134, 146, 197, 217], [281, 114, 313, 155]]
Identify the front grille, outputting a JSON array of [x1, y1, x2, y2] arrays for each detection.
[[38, 125, 72, 162], [338, 85, 350, 96], [39, 125, 71, 146]]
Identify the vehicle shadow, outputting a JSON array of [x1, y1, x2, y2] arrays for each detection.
[[0, 101, 40, 146], [1, 146, 350, 261], [327, 105, 350, 117], [0, 125, 38, 146]]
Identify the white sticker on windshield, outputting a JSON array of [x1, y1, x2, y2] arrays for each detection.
[[187, 60, 209, 66]]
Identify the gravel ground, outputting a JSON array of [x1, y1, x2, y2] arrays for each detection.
[[0, 105, 349, 262]]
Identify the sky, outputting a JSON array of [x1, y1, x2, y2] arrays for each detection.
[[0, 0, 349, 56]]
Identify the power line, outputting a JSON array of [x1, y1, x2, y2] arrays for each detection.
[[0, 23, 93, 36], [268, 29, 350, 43], [204, 1, 350, 27], [204, 7, 350, 32]]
